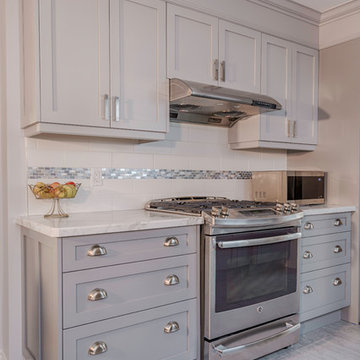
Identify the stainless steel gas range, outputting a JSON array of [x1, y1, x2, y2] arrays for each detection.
[[145, 196, 304, 360]]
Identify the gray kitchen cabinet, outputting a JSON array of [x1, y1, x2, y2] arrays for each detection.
[[21, 0, 168, 141], [22, 225, 200, 360], [229, 35, 318, 151], [299, 212, 352, 322]]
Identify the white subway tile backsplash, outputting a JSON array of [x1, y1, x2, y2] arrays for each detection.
[[64, 151, 112, 168], [111, 152, 154, 169], [153, 154, 190, 169]]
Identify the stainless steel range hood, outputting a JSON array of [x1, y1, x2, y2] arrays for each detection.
[[169, 78, 282, 127]]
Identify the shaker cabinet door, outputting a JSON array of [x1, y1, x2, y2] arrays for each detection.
[[219, 20, 261, 93], [260, 34, 292, 143], [39, 0, 110, 127], [167, 4, 219, 85], [110, 0, 168, 132], [292, 45, 318, 145]]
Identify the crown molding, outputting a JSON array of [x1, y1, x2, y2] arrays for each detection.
[[250, 0, 360, 27], [320, 0, 360, 25], [247, 0, 321, 25]]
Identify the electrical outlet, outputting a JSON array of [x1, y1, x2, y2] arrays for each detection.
[[91, 168, 103, 186]]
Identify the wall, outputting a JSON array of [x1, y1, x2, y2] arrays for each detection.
[[0, 0, 6, 356], [26, 125, 287, 216], [288, 38, 360, 324]]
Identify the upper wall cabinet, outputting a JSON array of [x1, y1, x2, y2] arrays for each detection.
[[21, 0, 168, 141], [229, 35, 318, 151], [167, 4, 261, 93]]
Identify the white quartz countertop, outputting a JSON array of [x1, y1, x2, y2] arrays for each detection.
[[301, 204, 356, 216], [17, 210, 204, 238]]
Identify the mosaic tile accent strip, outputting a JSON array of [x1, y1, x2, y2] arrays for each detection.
[[28, 167, 252, 180]]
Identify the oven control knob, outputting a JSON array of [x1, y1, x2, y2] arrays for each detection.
[[211, 207, 220, 217], [290, 203, 298, 212], [283, 203, 291, 213], [275, 203, 284, 212], [220, 206, 229, 217]]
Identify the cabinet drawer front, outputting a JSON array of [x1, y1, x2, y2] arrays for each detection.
[[63, 299, 198, 360], [63, 226, 197, 272], [301, 232, 350, 273], [301, 213, 351, 237], [300, 264, 350, 322], [63, 254, 197, 328]]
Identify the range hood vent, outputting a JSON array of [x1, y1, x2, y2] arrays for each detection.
[[169, 78, 282, 127]]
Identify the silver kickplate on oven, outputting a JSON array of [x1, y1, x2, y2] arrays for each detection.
[[204, 314, 300, 360]]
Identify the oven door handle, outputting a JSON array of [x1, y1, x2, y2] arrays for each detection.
[[217, 232, 301, 249], [212, 321, 300, 356]]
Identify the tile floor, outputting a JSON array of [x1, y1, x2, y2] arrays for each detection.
[[261, 321, 360, 359]]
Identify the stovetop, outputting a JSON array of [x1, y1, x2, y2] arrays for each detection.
[[145, 196, 277, 216], [145, 196, 304, 231]]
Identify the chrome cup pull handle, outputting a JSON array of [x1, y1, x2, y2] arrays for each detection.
[[334, 218, 343, 226], [88, 288, 108, 302], [333, 277, 342, 286], [164, 237, 179, 247], [304, 222, 314, 230], [303, 250, 313, 259], [164, 321, 180, 334], [87, 245, 107, 257], [88, 341, 108, 356], [303, 285, 313, 294], [164, 274, 180, 286], [333, 245, 343, 254]]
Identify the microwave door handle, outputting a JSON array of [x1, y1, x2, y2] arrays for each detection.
[[212, 322, 300, 357], [217, 232, 301, 249]]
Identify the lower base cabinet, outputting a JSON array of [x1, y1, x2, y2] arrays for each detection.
[[22, 225, 200, 360], [64, 300, 197, 360], [299, 212, 352, 323]]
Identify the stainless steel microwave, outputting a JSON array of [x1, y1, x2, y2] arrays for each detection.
[[252, 171, 326, 205]]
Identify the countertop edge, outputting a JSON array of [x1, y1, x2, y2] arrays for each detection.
[[301, 205, 356, 216]]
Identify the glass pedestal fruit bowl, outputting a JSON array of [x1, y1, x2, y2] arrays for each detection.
[[29, 182, 81, 218]]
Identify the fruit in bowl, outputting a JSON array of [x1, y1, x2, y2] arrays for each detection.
[[30, 182, 80, 199]]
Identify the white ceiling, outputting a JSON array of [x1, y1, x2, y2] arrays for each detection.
[[290, 0, 353, 13]]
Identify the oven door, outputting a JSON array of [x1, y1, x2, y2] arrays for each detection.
[[204, 227, 300, 340]]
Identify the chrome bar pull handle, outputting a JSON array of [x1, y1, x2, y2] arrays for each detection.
[[102, 94, 110, 121], [293, 120, 296, 137], [303, 250, 313, 259], [164, 237, 179, 247], [334, 218, 343, 226], [164, 321, 180, 334], [288, 120, 292, 137], [164, 274, 180, 286], [220, 60, 225, 81], [213, 59, 219, 81], [88, 341, 108, 356], [88, 288, 108, 301], [333, 245, 343, 254], [87, 244, 107, 257], [303, 285, 313, 294], [304, 222, 314, 230], [113, 96, 120, 122], [333, 277, 342, 286]]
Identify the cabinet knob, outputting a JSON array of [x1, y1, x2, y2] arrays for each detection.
[[88, 288, 108, 302], [333, 245, 343, 254], [303, 285, 313, 294], [164, 237, 179, 247], [87, 245, 107, 257], [304, 222, 314, 230], [88, 341, 108, 356], [334, 218, 343, 227], [333, 277, 342, 287], [164, 274, 180, 286], [303, 250, 313, 259], [164, 321, 180, 334]]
